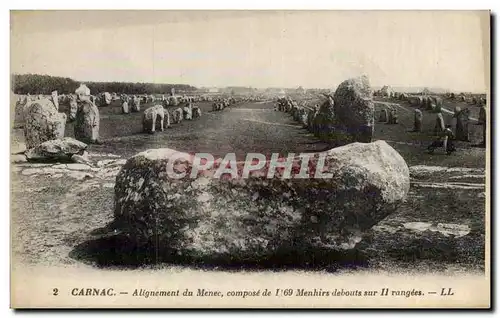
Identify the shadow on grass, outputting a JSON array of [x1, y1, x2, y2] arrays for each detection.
[[69, 232, 370, 273]]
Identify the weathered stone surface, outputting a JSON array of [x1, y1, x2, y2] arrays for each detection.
[[23, 98, 67, 149], [183, 106, 193, 120], [68, 95, 78, 122], [74, 100, 100, 144], [111, 140, 410, 263], [25, 137, 87, 161], [172, 108, 183, 124], [103, 92, 112, 105], [332, 76, 374, 144], [169, 96, 179, 107], [131, 97, 141, 112], [312, 97, 335, 139], [51, 91, 59, 110]]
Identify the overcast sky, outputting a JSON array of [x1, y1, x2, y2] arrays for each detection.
[[10, 10, 489, 92]]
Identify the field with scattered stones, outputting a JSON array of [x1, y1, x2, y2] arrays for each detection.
[[10, 90, 487, 275]]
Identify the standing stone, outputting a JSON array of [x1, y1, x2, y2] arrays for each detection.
[[388, 108, 398, 124], [417, 96, 424, 106], [333, 75, 374, 144], [312, 97, 335, 139], [431, 96, 443, 113], [23, 99, 67, 149], [121, 95, 130, 114], [122, 102, 129, 114], [479, 106, 486, 146], [170, 88, 175, 96], [131, 96, 141, 112], [479, 106, 486, 125], [143, 105, 168, 133], [379, 109, 388, 122], [75, 84, 91, 99], [192, 106, 202, 119], [74, 100, 100, 144], [455, 108, 470, 142], [172, 108, 183, 124], [413, 109, 423, 132], [292, 106, 301, 122], [169, 96, 179, 107], [434, 113, 445, 136], [68, 94, 78, 121], [103, 92, 112, 105], [51, 91, 59, 110], [183, 104, 193, 120]]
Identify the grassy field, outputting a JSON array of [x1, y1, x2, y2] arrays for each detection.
[[10, 95, 487, 274]]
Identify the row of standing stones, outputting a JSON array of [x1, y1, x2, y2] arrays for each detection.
[[14, 91, 208, 163], [13, 95, 97, 163], [105, 76, 411, 264], [13, 76, 411, 265]]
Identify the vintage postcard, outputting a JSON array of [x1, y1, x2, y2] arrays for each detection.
[[9, 10, 491, 309]]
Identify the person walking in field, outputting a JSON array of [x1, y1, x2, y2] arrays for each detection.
[[427, 124, 455, 155]]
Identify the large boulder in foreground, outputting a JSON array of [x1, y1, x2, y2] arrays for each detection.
[[111, 140, 410, 263], [333, 76, 375, 144], [25, 137, 88, 161], [23, 98, 67, 149]]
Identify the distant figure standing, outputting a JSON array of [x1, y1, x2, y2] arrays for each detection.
[[434, 113, 445, 136], [428, 124, 455, 155]]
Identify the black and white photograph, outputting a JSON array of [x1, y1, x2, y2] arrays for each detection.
[[9, 9, 491, 308]]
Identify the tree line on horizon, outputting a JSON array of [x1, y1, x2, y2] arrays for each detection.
[[11, 74, 198, 95]]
